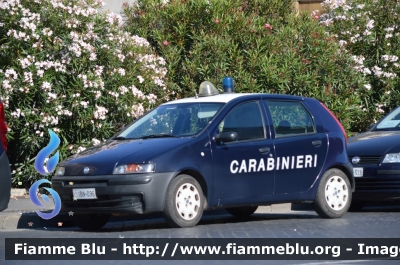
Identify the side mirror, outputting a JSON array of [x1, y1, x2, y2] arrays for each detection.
[[215, 132, 238, 145]]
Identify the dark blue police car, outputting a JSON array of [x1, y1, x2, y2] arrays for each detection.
[[52, 78, 354, 230], [348, 105, 400, 210], [0, 99, 11, 212]]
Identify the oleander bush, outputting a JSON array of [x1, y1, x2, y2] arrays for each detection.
[[3, 0, 388, 188], [123, 0, 368, 133], [0, 0, 171, 187], [319, 0, 400, 130]]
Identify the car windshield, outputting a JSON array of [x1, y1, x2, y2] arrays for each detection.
[[374, 106, 400, 131], [117, 103, 224, 139]]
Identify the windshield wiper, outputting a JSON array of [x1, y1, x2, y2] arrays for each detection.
[[373, 128, 400, 131], [141, 134, 176, 139], [111, 136, 129, 140]]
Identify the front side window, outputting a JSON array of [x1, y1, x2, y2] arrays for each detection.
[[266, 101, 315, 137], [219, 101, 265, 141], [118, 103, 223, 139]]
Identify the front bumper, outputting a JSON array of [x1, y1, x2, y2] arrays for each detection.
[[351, 162, 400, 201], [51, 172, 176, 214], [353, 177, 400, 201]]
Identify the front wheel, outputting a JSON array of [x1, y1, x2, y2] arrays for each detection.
[[313, 168, 351, 218], [163, 174, 205, 228]]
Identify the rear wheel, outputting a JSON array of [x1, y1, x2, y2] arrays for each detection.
[[163, 174, 205, 228], [313, 168, 351, 218], [70, 213, 110, 230], [226, 206, 258, 217]]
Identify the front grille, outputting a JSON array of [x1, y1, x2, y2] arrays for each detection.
[[349, 156, 382, 165], [62, 195, 142, 209], [355, 178, 400, 191], [64, 201, 120, 208], [62, 180, 107, 186]]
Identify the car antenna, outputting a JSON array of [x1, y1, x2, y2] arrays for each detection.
[[194, 89, 198, 99]]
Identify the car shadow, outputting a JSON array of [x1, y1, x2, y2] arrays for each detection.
[[291, 202, 400, 213], [355, 202, 400, 212], [72, 210, 320, 233]]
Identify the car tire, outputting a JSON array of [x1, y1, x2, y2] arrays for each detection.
[[313, 168, 351, 218], [226, 206, 258, 217], [163, 174, 205, 228], [348, 201, 366, 212], [70, 213, 110, 230]]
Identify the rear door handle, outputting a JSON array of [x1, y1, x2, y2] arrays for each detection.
[[259, 147, 270, 154], [312, 140, 322, 146]]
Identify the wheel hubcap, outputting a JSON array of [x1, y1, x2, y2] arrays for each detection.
[[324, 176, 348, 211], [175, 183, 201, 220]]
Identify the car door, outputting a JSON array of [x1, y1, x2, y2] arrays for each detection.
[[212, 100, 275, 204], [265, 100, 328, 194]]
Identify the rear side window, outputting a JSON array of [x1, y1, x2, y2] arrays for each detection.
[[219, 101, 265, 141], [266, 101, 315, 137]]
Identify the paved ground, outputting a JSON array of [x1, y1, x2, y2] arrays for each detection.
[[1, 203, 399, 265], [2, 191, 399, 265]]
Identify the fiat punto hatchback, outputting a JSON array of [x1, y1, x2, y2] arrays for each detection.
[[52, 78, 354, 230]]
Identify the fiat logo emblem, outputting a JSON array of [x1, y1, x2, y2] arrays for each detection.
[[83, 167, 90, 174], [352, 156, 360, 164]]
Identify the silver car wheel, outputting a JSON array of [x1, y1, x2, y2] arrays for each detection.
[[175, 183, 201, 220], [324, 175, 349, 211]]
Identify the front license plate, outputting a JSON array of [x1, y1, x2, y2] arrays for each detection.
[[353, 167, 363, 177], [72, 188, 97, 200]]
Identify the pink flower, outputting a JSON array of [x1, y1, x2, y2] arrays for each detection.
[[163, 40, 169, 45], [314, 15, 320, 20], [215, 19, 219, 23], [265, 23, 272, 30]]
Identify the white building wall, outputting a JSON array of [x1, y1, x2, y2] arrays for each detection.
[[102, 0, 137, 15]]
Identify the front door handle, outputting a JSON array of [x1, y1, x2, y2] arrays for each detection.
[[259, 147, 270, 154], [312, 140, 322, 147]]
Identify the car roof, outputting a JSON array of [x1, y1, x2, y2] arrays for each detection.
[[163, 93, 252, 104], [163, 93, 306, 105]]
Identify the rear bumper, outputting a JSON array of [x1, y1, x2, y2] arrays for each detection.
[[51, 172, 176, 214], [0, 152, 11, 212]]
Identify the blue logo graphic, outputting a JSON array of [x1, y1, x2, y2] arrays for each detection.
[[34, 129, 60, 175], [30, 129, 62, 219], [29, 179, 61, 219]]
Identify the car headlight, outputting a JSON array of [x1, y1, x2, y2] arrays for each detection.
[[382, 153, 400, 163], [55, 167, 65, 176], [113, 163, 155, 174]]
